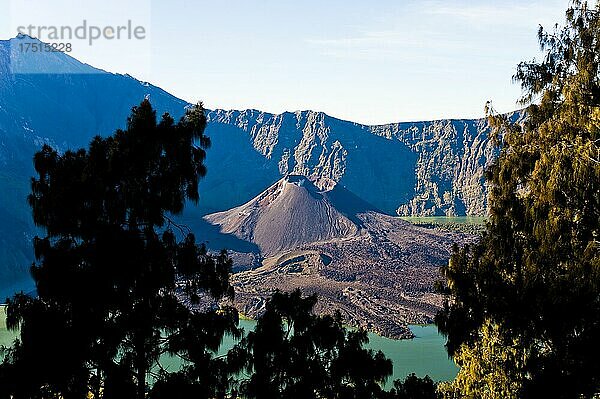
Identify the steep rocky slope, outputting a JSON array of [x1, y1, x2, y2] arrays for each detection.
[[205, 176, 359, 256], [0, 36, 188, 297], [205, 176, 472, 338], [204, 110, 519, 217], [0, 34, 502, 297]]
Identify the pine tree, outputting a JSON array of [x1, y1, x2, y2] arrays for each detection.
[[436, 1, 600, 397], [229, 290, 393, 399], [0, 100, 239, 399], [386, 374, 438, 399]]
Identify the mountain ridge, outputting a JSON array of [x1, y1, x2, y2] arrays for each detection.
[[0, 34, 501, 297], [204, 108, 503, 216]]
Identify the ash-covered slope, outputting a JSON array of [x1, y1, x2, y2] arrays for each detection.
[[205, 175, 473, 338], [205, 175, 361, 256], [0, 34, 503, 298]]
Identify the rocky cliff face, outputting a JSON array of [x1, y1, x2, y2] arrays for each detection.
[[0, 35, 507, 297], [370, 118, 500, 216], [205, 109, 502, 217], [203, 109, 417, 215]]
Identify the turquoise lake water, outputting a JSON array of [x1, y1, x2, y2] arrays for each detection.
[[0, 306, 17, 349], [0, 309, 457, 386]]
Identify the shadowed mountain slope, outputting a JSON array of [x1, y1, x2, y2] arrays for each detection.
[[0, 35, 501, 297]]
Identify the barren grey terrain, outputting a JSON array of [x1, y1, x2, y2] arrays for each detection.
[[205, 175, 472, 339], [0, 35, 493, 299]]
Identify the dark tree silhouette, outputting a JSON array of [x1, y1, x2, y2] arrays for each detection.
[[229, 290, 394, 399], [0, 100, 239, 399], [436, 1, 600, 398], [385, 374, 438, 399]]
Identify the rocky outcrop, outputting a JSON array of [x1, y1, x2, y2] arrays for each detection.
[[205, 110, 504, 217], [206, 177, 473, 339], [370, 118, 500, 216], [0, 35, 508, 296]]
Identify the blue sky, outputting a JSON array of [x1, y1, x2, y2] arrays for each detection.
[[4, 0, 569, 124]]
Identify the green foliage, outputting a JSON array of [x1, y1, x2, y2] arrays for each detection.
[[437, 320, 528, 399], [436, 1, 600, 398], [0, 100, 239, 399], [400, 217, 486, 235]]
